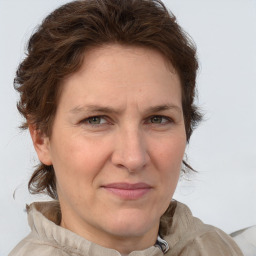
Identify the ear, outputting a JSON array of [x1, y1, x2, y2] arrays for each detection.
[[29, 124, 52, 166]]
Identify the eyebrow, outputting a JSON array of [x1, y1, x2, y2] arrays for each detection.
[[69, 105, 121, 115], [144, 104, 182, 115], [69, 104, 182, 115]]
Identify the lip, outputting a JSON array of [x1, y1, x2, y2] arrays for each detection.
[[101, 182, 152, 200]]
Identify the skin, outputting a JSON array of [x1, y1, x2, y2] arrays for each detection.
[[30, 44, 187, 255]]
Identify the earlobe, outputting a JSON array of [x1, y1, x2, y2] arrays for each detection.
[[28, 125, 52, 166]]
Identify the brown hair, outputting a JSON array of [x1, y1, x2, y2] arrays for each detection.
[[15, 0, 202, 199]]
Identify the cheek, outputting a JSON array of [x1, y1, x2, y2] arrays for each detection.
[[150, 136, 186, 215], [152, 135, 186, 171], [50, 134, 112, 184], [50, 139, 101, 204], [153, 135, 186, 194]]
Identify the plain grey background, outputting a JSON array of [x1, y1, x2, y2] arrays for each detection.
[[1, 0, 256, 255]]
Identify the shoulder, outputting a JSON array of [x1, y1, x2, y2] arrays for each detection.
[[162, 201, 244, 256], [176, 227, 244, 256], [8, 234, 68, 256], [8, 201, 92, 256]]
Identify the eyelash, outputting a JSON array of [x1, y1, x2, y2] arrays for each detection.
[[80, 115, 110, 126], [80, 115, 173, 127], [147, 115, 173, 125]]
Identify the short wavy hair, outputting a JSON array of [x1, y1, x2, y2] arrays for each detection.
[[15, 0, 202, 199]]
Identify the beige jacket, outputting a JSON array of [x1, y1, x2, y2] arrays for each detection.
[[9, 200, 243, 256]]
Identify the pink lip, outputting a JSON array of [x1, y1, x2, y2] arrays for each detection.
[[102, 183, 152, 200]]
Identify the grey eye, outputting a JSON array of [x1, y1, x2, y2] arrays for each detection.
[[88, 116, 102, 124], [150, 116, 163, 123]]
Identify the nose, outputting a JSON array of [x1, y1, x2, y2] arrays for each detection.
[[111, 127, 149, 172]]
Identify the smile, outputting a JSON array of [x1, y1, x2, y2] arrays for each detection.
[[101, 183, 152, 200]]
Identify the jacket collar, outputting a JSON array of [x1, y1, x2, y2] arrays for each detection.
[[27, 200, 179, 256]]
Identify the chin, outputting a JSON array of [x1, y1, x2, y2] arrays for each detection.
[[105, 209, 159, 237], [107, 223, 152, 238]]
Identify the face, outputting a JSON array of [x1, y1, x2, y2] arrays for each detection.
[[33, 44, 186, 253]]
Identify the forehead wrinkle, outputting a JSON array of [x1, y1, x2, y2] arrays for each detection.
[[69, 103, 182, 117], [69, 104, 123, 115]]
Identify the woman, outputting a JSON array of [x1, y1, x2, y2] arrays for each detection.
[[9, 0, 243, 255]]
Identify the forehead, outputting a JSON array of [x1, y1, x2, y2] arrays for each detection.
[[58, 44, 182, 112], [81, 44, 176, 72]]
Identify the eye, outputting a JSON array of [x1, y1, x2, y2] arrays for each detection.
[[149, 115, 172, 124], [82, 116, 108, 125]]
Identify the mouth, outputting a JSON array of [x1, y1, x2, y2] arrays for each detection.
[[101, 182, 152, 200]]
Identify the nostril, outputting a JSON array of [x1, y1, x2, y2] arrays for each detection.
[[113, 151, 148, 173], [116, 163, 125, 169]]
